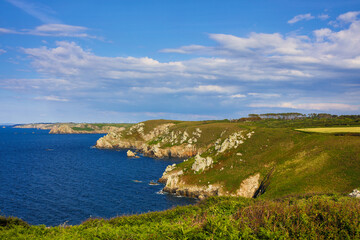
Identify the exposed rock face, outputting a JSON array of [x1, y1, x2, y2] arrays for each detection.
[[127, 150, 136, 157], [49, 124, 125, 134], [191, 154, 213, 172], [161, 171, 261, 199], [49, 125, 74, 134], [349, 189, 360, 198], [95, 122, 203, 158], [233, 173, 261, 198], [214, 131, 254, 153], [95, 120, 259, 199]]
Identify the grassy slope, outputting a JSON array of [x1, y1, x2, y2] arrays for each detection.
[[157, 119, 360, 198], [70, 123, 133, 132], [1, 195, 360, 239], [108, 118, 360, 197]]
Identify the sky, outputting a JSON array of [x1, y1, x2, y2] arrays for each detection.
[[0, 0, 359, 123]]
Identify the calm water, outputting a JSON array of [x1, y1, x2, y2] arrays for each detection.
[[0, 127, 196, 226]]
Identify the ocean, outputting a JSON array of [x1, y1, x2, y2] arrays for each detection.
[[0, 127, 196, 226]]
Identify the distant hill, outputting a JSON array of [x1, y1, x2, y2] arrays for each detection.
[[13, 123, 134, 134]]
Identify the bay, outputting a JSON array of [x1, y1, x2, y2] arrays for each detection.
[[0, 127, 196, 226]]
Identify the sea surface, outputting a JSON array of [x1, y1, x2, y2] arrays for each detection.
[[0, 127, 196, 226]]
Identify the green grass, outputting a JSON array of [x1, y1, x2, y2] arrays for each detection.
[[296, 127, 360, 133], [1, 195, 359, 239], [106, 117, 360, 198], [71, 127, 94, 132]]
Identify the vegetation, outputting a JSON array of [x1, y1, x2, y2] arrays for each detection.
[[296, 127, 360, 134], [71, 127, 94, 132], [1, 195, 360, 239], [4, 114, 360, 238]]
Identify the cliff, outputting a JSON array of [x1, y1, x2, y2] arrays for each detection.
[[14, 123, 131, 134], [95, 118, 360, 200]]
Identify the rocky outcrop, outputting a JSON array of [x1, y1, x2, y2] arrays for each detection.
[[127, 150, 136, 157], [95, 122, 204, 158], [161, 170, 261, 199], [49, 125, 75, 134], [349, 189, 360, 198], [191, 154, 213, 172], [49, 124, 125, 134], [233, 173, 260, 198], [95, 120, 259, 199]]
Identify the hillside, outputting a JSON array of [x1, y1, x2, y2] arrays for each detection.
[[96, 116, 360, 199], [13, 123, 133, 134], [1, 195, 360, 239]]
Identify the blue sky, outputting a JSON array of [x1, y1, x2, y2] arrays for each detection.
[[0, 0, 359, 123]]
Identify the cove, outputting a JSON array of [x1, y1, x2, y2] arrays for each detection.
[[0, 127, 196, 226]]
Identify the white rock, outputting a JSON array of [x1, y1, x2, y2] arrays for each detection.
[[191, 154, 213, 172], [349, 189, 360, 198]]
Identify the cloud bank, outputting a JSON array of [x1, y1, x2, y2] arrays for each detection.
[[2, 11, 360, 116]]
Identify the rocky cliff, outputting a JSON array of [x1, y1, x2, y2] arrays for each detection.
[[96, 121, 206, 158], [14, 123, 129, 134], [95, 118, 360, 200], [96, 120, 263, 199]]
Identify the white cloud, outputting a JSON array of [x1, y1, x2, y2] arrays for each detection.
[[130, 85, 237, 94], [230, 94, 246, 98], [248, 93, 281, 98], [337, 11, 360, 23], [0, 24, 97, 38], [6, 11, 359, 115], [288, 13, 315, 24], [0, 49, 6, 55], [249, 102, 359, 111], [34, 95, 69, 102]]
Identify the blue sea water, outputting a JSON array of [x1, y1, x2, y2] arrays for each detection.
[[0, 127, 196, 226]]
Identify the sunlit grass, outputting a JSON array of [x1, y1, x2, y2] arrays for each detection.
[[295, 127, 360, 133]]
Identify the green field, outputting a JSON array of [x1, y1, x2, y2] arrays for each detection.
[[296, 127, 360, 133]]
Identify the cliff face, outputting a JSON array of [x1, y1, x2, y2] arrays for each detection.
[[95, 122, 206, 158], [95, 119, 360, 200], [15, 123, 128, 134], [49, 124, 124, 134], [95, 120, 262, 199]]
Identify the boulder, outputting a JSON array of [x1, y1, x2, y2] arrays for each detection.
[[127, 150, 136, 157]]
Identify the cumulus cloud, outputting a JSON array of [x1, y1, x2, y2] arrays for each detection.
[[288, 13, 315, 24], [249, 102, 359, 111], [4, 11, 358, 116], [337, 11, 360, 23]]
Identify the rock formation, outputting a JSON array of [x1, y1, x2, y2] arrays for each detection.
[[95, 122, 204, 158], [349, 189, 360, 198], [127, 150, 136, 157]]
